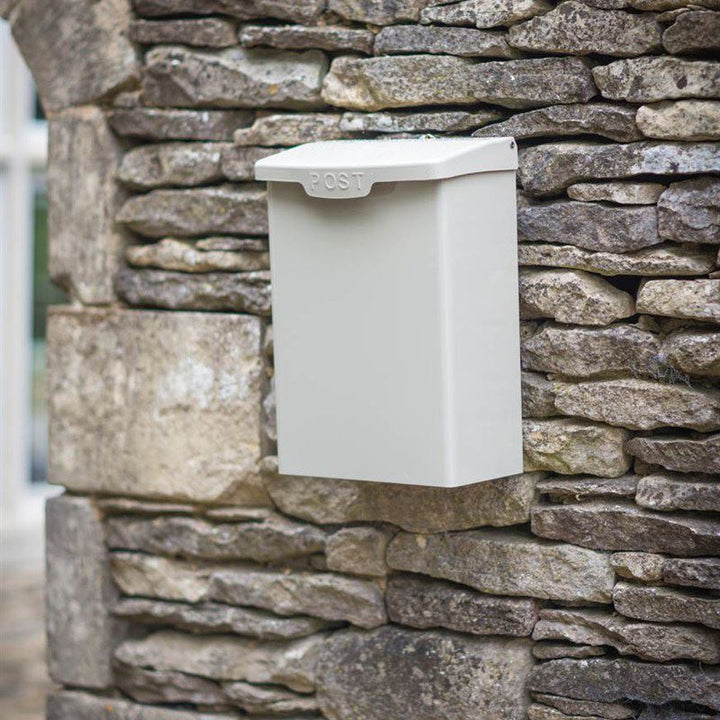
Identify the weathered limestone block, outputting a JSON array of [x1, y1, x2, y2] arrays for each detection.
[[263, 458, 539, 532], [387, 528, 615, 602], [611, 551, 665, 582], [509, 2, 662, 56], [234, 113, 345, 146], [664, 557, 720, 591], [593, 58, 720, 102], [375, 25, 520, 58], [126, 239, 269, 273], [518, 201, 659, 252], [98, 497, 198, 516], [196, 237, 267, 252], [473, 103, 641, 142], [522, 371, 558, 417], [325, 527, 392, 577], [533, 608, 720, 663], [130, 18, 237, 47], [553, 378, 720, 431], [518, 141, 720, 196], [663, 10, 720, 54], [210, 567, 387, 628], [637, 279, 720, 322], [11, 0, 138, 112], [636, 473, 720, 512], [420, 0, 552, 28], [658, 178, 720, 245], [518, 243, 715, 277], [109, 108, 254, 141], [531, 501, 720, 555], [46, 495, 124, 689], [113, 597, 336, 638], [48, 307, 267, 504], [322, 55, 596, 110], [240, 25, 375, 54], [220, 146, 277, 180], [523, 419, 631, 476], [341, 108, 503, 133], [522, 324, 661, 379], [115, 630, 323, 693], [317, 627, 534, 720], [614, 581, 720, 629], [568, 182, 665, 204], [528, 658, 720, 711], [48, 107, 128, 305], [142, 46, 328, 109], [531, 694, 636, 720], [133, 0, 325, 23], [107, 515, 326, 562], [519, 270, 636, 326], [637, 100, 720, 141], [116, 185, 267, 237], [627, 433, 720, 474], [115, 268, 271, 315], [538, 475, 639, 502], [223, 680, 319, 715], [532, 643, 605, 660], [387, 574, 539, 636], [329, 0, 437, 24]]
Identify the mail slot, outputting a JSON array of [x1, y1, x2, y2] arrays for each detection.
[[256, 138, 522, 487]]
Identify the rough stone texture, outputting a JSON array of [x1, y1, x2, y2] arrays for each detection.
[[626, 433, 720, 474], [614, 581, 720, 629], [234, 113, 346, 146], [637, 100, 720, 141], [522, 324, 661, 379], [593, 58, 720, 103], [115, 268, 271, 315], [375, 25, 521, 58], [387, 574, 539, 636], [474, 103, 641, 142], [133, 0, 326, 23], [126, 239, 269, 273], [532, 643, 606, 660], [531, 501, 720, 555], [519, 270, 636, 326], [10, 0, 138, 112], [115, 630, 323, 693], [223, 680, 319, 715], [46, 495, 124, 689], [196, 236, 268, 252], [529, 658, 720, 711], [658, 178, 720, 245], [387, 529, 615, 602], [518, 243, 715, 278], [219, 145, 277, 180], [533, 607, 720, 662], [420, 0, 553, 28], [518, 141, 720, 196], [538, 475, 638, 502], [325, 527, 392, 577], [317, 627, 534, 720], [567, 182, 665, 205], [523, 419, 631, 476], [322, 56, 596, 111], [663, 10, 720, 54], [664, 558, 720, 591], [611, 552, 666, 583], [329, 0, 438, 24], [130, 18, 237, 47], [636, 473, 720, 512], [341, 108, 503, 133], [142, 46, 328, 110], [264, 458, 539, 532], [116, 185, 267, 238], [48, 307, 267, 504], [522, 371, 558, 418], [508, 2, 662, 56], [518, 201, 659, 252], [109, 108, 254, 141], [636, 279, 720, 322], [113, 597, 336, 639], [240, 25, 375, 54], [553, 378, 720, 431], [48, 107, 128, 305], [532, 694, 636, 719]]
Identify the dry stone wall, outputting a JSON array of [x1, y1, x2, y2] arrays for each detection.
[[4, 0, 719, 718]]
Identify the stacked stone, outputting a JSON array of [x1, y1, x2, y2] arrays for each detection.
[[5, 0, 719, 718]]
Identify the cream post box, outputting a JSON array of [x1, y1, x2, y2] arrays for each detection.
[[256, 138, 522, 488]]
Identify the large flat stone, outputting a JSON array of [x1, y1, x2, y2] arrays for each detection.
[[658, 177, 720, 245], [636, 472, 720, 512], [610, 551, 665, 583], [531, 500, 720, 555], [130, 17, 237, 47], [637, 279, 720, 322], [626, 433, 720, 474], [322, 55, 596, 110], [567, 181, 665, 204], [317, 627, 534, 720], [48, 307, 267, 504], [342, 108, 503, 133], [663, 9, 720, 54], [234, 113, 346, 146], [223, 680, 319, 715], [330, 0, 438, 24], [133, 0, 325, 23], [387, 528, 615, 602], [538, 475, 638, 502], [240, 24, 375, 54], [636, 100, 720, 141], [142, 46, 328, 109], [420, 0, 552, 28], [664, 557, 720, 591], [531, 694, 636, 720]]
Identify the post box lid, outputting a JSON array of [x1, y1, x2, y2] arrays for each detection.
[[255, 137, 517, 198]]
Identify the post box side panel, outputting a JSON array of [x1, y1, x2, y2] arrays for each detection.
[[441, 171, 524, 485], [267, 181, 450, 485]]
